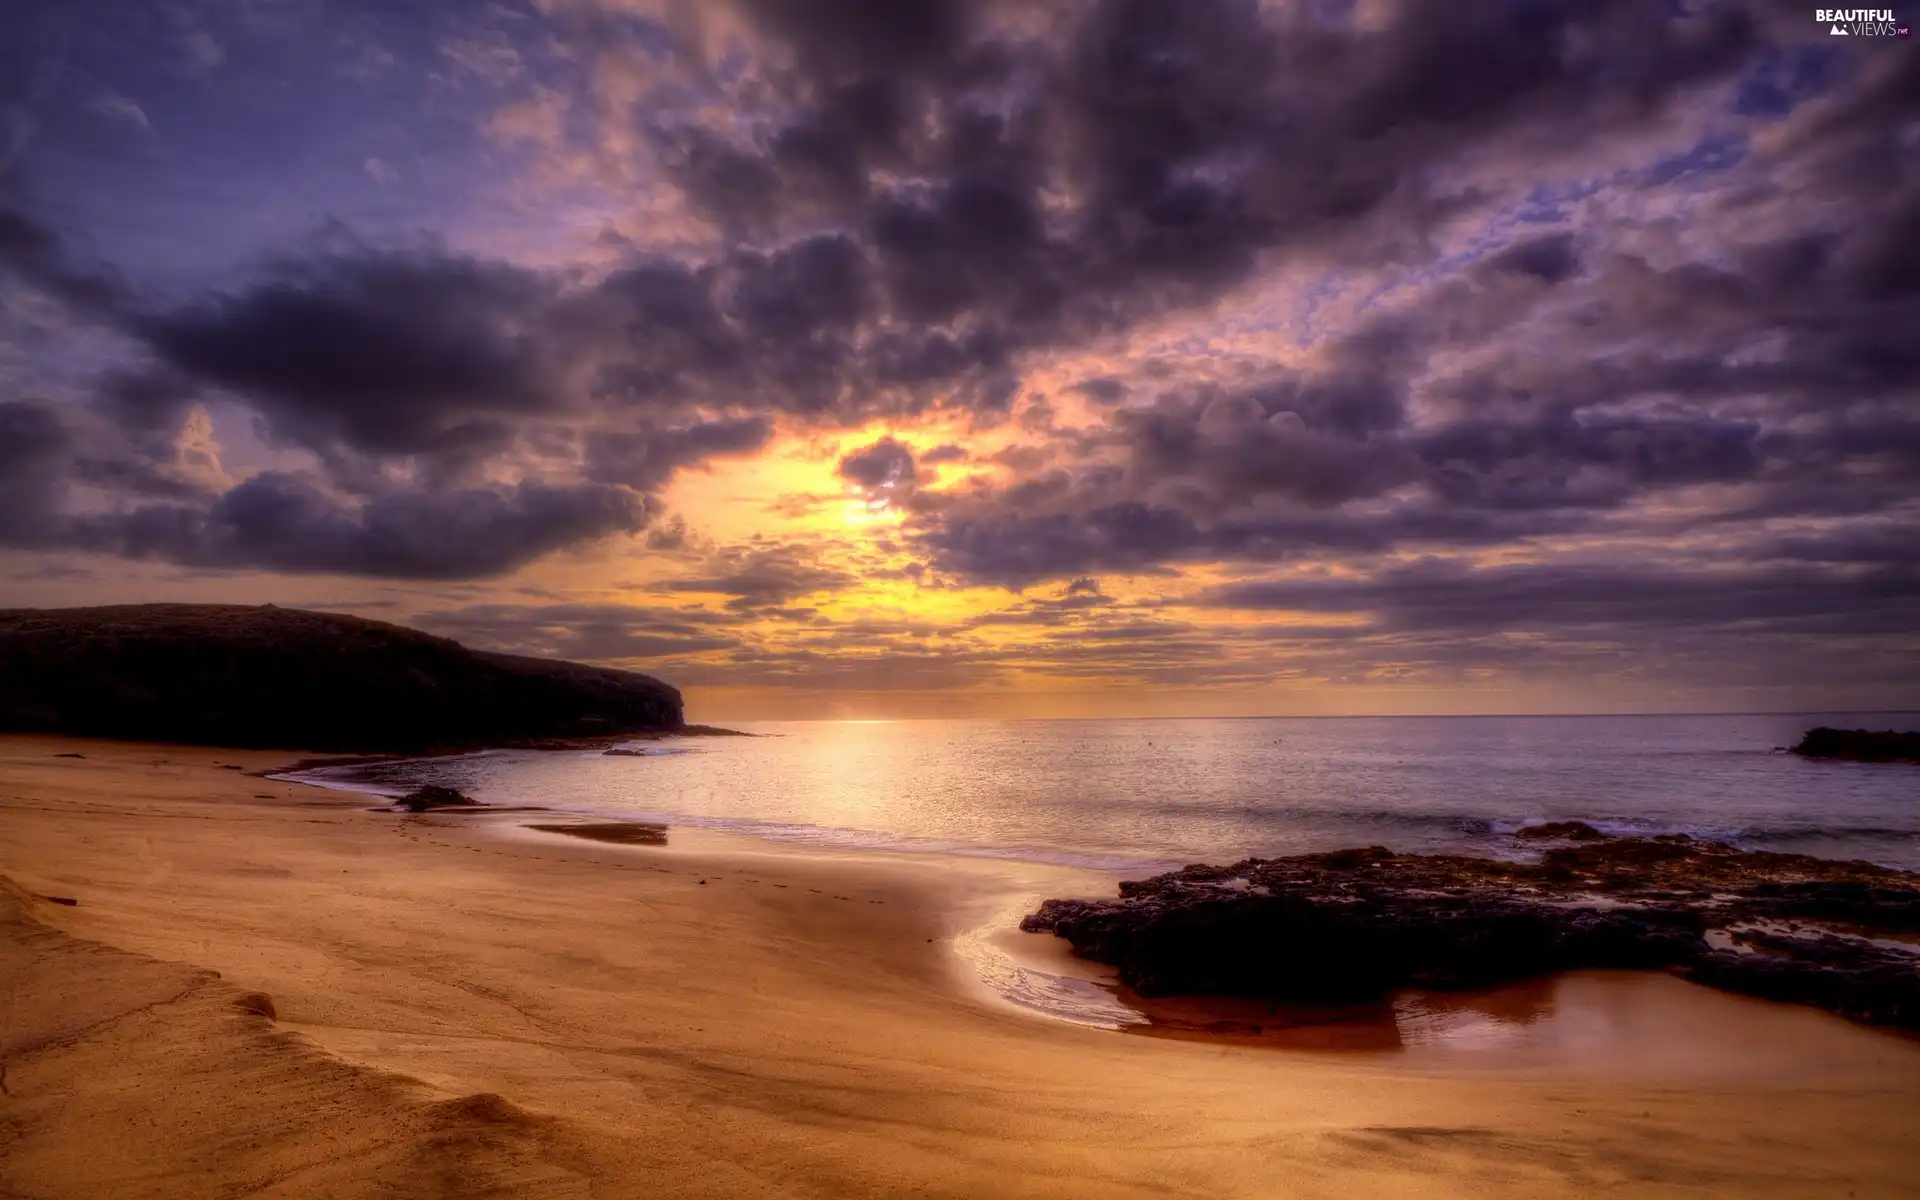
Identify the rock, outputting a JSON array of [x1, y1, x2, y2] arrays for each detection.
[[1512, 821, 1608, 841], [1685, 936, 1920, 1029], [233, 991, 277, 1019], [1789, 727, 1920, 764], [1023, 835, 1920, 1030], [395, 784, 480, 812], [602, 748, 651, 757]]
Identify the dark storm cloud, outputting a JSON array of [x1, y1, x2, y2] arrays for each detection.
[[4, 220, 880, 463], [584, 417, 774, 490], [136, 248, 556, 456], [0, 401, 71, 543], [94, 368, 197, 436], [621, 0, 1765, 400], [2, 0, 1913, 644], [738, 0, 971, 74], [0, 209, 129, 316], [927, 502, 1201, 586], [413, 602, 741, 661], [663, 546, 855, 608], [901, 38, 1920, 592], [0, 392, 236, 535], [836, 436, 918, 492], [1485, 233, 1582, 285], [906, 357, 1898, 587], [1197, 559, 1920, 640], [67, 475, 648, 579]]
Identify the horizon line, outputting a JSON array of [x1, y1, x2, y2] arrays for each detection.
[[697, 709, 1920, 724]]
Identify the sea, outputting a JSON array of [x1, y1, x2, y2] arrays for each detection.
[[285, 712, 1920, 873]]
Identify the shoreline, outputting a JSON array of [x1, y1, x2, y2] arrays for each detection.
[[274, 740, 1920, 1043], [5, 733, 1920, 1197], [260, 721, 756, 778], [275, 750, 1187, 875]]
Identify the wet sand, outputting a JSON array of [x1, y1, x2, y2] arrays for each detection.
[[524, 820, 670, 845], [4, 734, 1919, 1198]]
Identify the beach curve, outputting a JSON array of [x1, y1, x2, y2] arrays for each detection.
[[4, 733, 1920, 1199]]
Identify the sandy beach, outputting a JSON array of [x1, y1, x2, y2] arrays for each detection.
[[4, 734, 1918, 1198]]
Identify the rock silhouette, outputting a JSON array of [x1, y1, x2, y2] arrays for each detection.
[[1025, 833, 1920, 1030]]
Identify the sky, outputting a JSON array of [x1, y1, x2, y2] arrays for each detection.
[[0, 0, 1916, 721]]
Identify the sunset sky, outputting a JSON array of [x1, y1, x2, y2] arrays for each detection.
[[1, 0, 1915, 720]]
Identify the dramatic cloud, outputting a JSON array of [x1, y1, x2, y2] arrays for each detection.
[[69, 473, 649, 580], [836, 436, 919, 505], [138, 249, 558, 456], [1, 0, 1915, 711], [1198, 559, 1920, 639], [663, 546, 855, 610], [413, 602, 741, 662]]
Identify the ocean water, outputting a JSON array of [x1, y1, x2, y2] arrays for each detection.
[[287, 712, 1920, 873]]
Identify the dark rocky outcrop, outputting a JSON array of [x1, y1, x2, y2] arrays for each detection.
[[1790, 727, 1920, 764], [0, 604, 684, 752], [1512, 820, 1608, 841], [394, 785, 481, 812], [1024, 834, 1920, 1030]]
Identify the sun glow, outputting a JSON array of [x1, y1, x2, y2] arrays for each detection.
[[838, 493, 901, 529]]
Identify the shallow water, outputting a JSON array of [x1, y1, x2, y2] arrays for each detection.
[[292, 712, 1920, 872]]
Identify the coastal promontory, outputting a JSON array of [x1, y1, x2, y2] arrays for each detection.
[[0, 603, 683, 752]]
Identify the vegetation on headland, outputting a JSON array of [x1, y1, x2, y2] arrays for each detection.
[[0, 604, 691, 753]]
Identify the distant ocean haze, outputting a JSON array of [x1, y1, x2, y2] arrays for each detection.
[[292, 713, 1920, 872]]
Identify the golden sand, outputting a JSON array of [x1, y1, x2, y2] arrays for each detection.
[[3, 734, 1918, 1198]]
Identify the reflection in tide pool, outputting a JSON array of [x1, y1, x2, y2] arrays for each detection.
[[961, 930, 1894, 1075]]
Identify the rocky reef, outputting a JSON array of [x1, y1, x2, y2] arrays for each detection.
[[1023, 830, 1920, 1030], [0, 604, 684, 752], [1790, 727, 1920, 764], [394, 785, 482, 813]]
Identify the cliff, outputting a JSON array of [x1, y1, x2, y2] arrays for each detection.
[[0, 604, 683, 752]]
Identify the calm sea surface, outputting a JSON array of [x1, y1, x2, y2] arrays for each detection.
[[292, 713, 1920, 872]]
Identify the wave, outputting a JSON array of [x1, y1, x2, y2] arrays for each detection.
[[1259, 810, 1920, 845], [563, 809, 1183, 874], [1734, 824, 1920, 844]]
